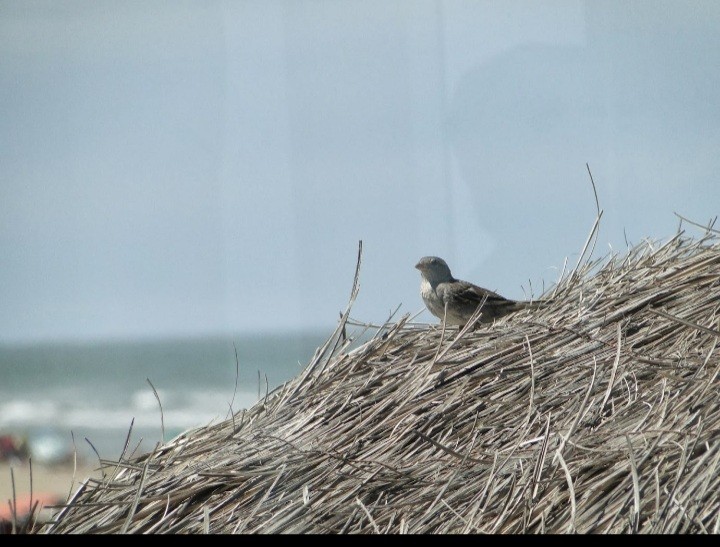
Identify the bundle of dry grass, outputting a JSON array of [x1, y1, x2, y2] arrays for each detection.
[[38, 225, 720, 534]]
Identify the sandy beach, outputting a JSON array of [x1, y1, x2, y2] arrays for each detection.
[[0, 460, 101, 526]]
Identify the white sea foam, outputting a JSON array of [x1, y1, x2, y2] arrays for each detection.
[[0, 389, 260, 431], [0, 398, 61, 426]]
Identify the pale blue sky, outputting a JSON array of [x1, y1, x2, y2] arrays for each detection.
[[2, 1, 719, 342]]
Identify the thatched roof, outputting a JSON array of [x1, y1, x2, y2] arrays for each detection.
[[39, 226, 720, 533]]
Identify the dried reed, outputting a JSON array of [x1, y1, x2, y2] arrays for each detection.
[[39, 224, 720, 534]]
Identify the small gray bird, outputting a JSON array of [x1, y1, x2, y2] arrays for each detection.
[[415, 256, 540, 328]]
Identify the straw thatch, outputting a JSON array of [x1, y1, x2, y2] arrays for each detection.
[[38, 224, 720, 534]]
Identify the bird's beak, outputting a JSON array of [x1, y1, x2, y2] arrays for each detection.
[[415, 261, 422, 270]]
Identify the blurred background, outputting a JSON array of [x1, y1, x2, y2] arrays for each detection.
[[1, 1, 719, 467]]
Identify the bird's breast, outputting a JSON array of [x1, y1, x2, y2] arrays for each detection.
[[420, 278, 434, 301], [420, 279, 447, 319]]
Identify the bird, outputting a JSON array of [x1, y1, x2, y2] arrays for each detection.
[[415, 256, 541, 328]]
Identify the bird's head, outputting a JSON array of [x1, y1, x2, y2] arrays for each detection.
[[415, 256, 453, 283]]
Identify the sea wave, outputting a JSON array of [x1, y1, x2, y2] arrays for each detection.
[[0, 388, 260, 431]]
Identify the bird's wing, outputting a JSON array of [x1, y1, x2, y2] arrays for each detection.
[[440, 280, 518, 315]]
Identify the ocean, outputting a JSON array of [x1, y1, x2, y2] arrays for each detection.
[[0, 331, 329, 463]]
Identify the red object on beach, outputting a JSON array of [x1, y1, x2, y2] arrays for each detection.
[[0, 492, 61, 525], [0, 435, 28, 462]]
